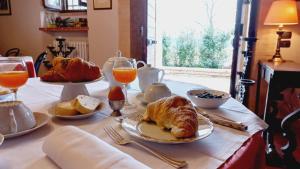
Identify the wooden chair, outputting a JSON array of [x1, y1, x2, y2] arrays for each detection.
[[280, 108, 300, 169], [266, 88, 300, 169], [5, 48, 20, 56]]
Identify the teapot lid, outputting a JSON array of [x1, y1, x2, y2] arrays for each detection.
[[107, 51, 128, 62]]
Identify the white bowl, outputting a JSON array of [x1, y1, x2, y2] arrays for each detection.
[[187, 89, 230, 109]]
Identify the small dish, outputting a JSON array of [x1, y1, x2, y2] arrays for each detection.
[[187, 89, 231, 109], [50, 111, 99, 120], [121, 112, 213, 144], [3, 112, 49, 139], [48, 104, 103, 120]]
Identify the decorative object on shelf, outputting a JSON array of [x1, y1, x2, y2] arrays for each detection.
[[264, 0, 298, 63], [47, 37, 75, 58], [0, 0, 11, 15], [93, 0, 112, 10]]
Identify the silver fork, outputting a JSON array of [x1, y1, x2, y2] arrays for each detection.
[[104, 126, 188, 168]]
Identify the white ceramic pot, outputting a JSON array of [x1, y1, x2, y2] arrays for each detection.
[[137, 62, 165, 93], [0, 101, 36, 135], [144, 83, 171, 103], [102, 56, 127, 87]]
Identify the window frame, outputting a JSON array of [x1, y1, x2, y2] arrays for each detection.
[[43, 0, 87, 13]]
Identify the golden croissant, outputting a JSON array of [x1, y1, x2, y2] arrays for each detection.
[[143, 95, 198, 138], [41, 57, 101, 82]]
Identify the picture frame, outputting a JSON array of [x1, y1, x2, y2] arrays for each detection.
[[43, 0, 62, 11], [0, 0, 11, 16], [93, 0, 112, 10]]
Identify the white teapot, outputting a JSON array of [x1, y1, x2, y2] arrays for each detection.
[[137, 62, 165, 92], [102, 51, 129, 87], [102, 51, 146, 88]]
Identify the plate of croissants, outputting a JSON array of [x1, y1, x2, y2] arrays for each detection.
[[40, 57, 102, 83], [121, 95, 214, 144]]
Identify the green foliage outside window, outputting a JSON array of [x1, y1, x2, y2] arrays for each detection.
[[161, 27, 231, 69]]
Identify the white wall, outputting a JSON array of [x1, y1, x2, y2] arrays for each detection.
[[0, 0, 52, 58], [0, 0, 129, 69], [87, 0, 119, 67]]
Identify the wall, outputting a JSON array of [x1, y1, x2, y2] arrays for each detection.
[[247, 0, 300, 111], [0, 0, 52, 58], [0, 0, 130, 69], [87, 0, 119, 66], [118, 0, 130, 57]]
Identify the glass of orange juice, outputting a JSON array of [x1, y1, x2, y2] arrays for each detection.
[[0, 58, 29, 100], [112, 58, 137, 109]]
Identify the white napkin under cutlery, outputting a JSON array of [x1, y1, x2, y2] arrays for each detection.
[[42, 126, 150, 169]]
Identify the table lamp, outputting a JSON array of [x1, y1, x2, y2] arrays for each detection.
[[264, 0, 298, 62]]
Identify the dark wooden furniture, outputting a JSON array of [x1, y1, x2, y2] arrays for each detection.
[[255, 61, 300, 167], [281, 108, 300, 168]]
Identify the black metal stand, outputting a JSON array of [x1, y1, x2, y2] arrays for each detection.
[[44, 37, 76, 69], [47, 37, 75, 58]]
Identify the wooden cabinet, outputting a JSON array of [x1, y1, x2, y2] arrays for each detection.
[[255, 60, 300, 164]]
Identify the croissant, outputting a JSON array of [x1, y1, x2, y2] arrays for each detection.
[[143, 95, 198, 138], [41, 57, 101, 82]]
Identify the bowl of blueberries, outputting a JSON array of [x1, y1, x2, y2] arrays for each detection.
[[187, 89, 231, 109]]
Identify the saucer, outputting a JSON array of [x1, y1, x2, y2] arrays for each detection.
[[4, 112, 50, 139], [136, 93, 148, 105], [136, 92, 176, 105]]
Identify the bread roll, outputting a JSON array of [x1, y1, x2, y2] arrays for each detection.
[[41, 57, 101, 82], [143, 95, 198, 138]]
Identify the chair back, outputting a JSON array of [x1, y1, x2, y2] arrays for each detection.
[[34, 52, 47, 76], [5, 48, 20, 56]]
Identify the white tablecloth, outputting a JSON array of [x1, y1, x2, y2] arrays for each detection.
[[0, 78, 267, 169]]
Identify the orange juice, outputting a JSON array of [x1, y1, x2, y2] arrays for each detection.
[[112, 68, 137, 84], [0, 71, 28, 89]]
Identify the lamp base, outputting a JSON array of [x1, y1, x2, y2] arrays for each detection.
[[268, 57, 285, 63]]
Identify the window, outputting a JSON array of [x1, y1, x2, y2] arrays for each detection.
[[43, 0, 87, 12], [66, 0, 87, 10]]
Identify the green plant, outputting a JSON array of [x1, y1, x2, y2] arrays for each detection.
[[199, 27, 231, 68], [175, 31, 197, 67], [162, 34, 172, 66]]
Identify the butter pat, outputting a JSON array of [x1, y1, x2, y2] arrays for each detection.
[[74, 95, 101, 114], [55, 101, 78, 116]]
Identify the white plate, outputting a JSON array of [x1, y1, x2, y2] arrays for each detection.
[[121, 112, 214, 144], [4, 112, 49, 139], [48, 103, 103, 120], [40, 76, 104, 85]]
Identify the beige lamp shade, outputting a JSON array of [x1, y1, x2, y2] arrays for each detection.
[[264, 0, 298, 26]]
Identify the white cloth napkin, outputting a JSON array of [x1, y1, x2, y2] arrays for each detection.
[[42, 126, 150, 169]]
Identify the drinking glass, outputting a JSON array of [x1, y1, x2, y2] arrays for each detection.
[[0, 58, 29, 100], [112, 58, 137, 109]]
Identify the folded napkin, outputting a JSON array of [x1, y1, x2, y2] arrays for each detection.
[[42, 126, 150, 169]]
